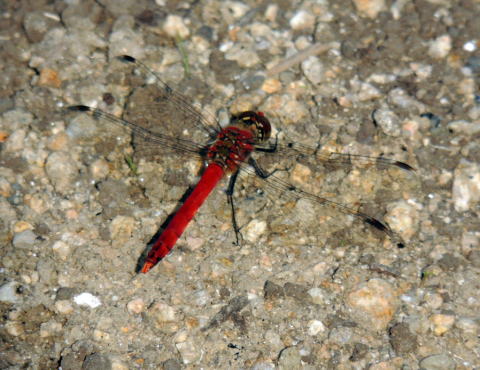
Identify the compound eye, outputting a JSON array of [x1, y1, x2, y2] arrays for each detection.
[[236, 111, 271, 142], [254, 112, 271, 142]]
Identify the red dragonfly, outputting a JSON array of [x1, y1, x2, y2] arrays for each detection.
[[68, 55, 415, 273]]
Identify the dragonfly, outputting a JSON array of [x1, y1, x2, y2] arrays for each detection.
[[67, 55, 415, 273]]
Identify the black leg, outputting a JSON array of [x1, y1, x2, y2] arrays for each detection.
[[226, 170, 242, 245], [255, 132, 279, 153], [248, 157, 282, 179]]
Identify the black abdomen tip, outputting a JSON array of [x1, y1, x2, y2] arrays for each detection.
[[365, 217, 388, 232], [118, 55, 136, 63], [68, 105, 90, 112], [395, 161, 415, 171]]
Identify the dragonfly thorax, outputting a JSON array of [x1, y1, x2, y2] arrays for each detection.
[[206, 111, 271, 172]]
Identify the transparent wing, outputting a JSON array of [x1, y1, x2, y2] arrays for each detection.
[[66, 55, 223, 162], [66, 105, 206, 156], [256, 140, 415, 172], [118, 55, 220, 143], [235, 141, 417, 247]]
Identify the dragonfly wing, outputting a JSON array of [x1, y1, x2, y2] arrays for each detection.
[[118, 55, 220, 141], [67, 105, 205, 157], [258, 140, 415, 172], [233, 143, 417, 247]]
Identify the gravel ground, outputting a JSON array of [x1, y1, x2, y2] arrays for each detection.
[[1, 0, 479, 369]]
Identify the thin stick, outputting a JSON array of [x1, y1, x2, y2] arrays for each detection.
[[266, 42, 339, 77]]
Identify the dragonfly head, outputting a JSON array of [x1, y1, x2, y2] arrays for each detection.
[[234, 111, 271, 143]]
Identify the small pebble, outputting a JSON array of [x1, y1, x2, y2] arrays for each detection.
[[38, 68, 61, 88], [40, 321, 62, 337], [452, 159, 480, 212], [1, 109, 34, 130], [90, 158, 110, 180], [149, 301, 176, 323], [224, 44, 260, 68], [261, 78, 282, 94], [4, 129, 26, 152], [176, 337, 201, 364], [83, 353, 112, 369], [346, 279, 398, 331], [47, 132, 69, 151], [455, 317, 478, 335], [351, 80, 382, 101], [12, 229, 36, 250], [388, 88, 425, 112], [24, 194, 47, 214], [0, 281, 23, 304], [0, 177, 12, 197], [307, 288, 325, 305], [126, 298, 145, 315], [55, 300, 74, 314], [5, 321, 24, 336], [221, 1, 249, 19], [307, 320, 326, 336], [244, 219, 267, 243], [163, 15, 190, 39], [45, 152, 79, 195], [264, 330, 283, 349], [93, 329, 111, 342], [191, 290, 210, 306], [52, 240, 71, 260], [419, 353, 455, 370], [74, 292, 102, 308], [329, 327, 353, 344], [66, 114, 100, 140], [447, 120, 480, 135], [289, 10, 316, 31], [423, 291, 443, 309], [385, 200, 419, 240], [373, 108, 401, 137], [389, 322, 418, 354], [277, 346, 302, 369], [430, 313, 455, 336], [109, 215, 135, 243], [109, 17, 145, 59], [428, 35, 452, 59], [261, 94, 309, 125], [352, 0, 386, 18], [301, 56, 324, 85]]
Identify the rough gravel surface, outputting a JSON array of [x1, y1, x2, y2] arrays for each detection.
[[1, 0, 479, 369]]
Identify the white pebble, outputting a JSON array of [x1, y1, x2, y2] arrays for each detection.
[[150, 301, 176, 322], [126, 298, 145, 315], [244, 219, 267, 243], [301, 56, 324, 85], [52, 240, 71, 260], [452, 159, 480, 212], [176, 337, 201, 364], [5, 321, 24, 336], [463, 40, 477, 52], [0, 281, 22, 303], [428, 35, 452, 59], [163, 15, 190, 39], [385, 200, 419, 240], [289, 10, 316, 31], [307, 320, 326, 335], [74, 292, 101, 308]]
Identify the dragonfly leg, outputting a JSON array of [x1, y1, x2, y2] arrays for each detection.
[[226, 170, 243, 245], [248, 157, 283, 179], [255, 132, 279, 153]]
